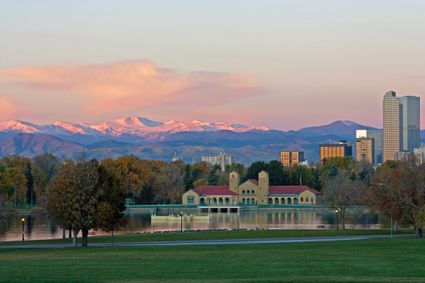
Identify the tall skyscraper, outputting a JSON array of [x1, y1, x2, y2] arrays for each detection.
[[383, 91, 420, 162], [399, 96, 420, 151], [383, 91, 401, 162]]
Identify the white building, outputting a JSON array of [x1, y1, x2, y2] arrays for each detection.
[[201, 152, 233, 171]]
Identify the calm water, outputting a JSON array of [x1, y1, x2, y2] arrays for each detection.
[[0, 208, 385, 242]]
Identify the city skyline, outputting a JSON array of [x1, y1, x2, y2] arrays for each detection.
[[1, 1, 424, 130]]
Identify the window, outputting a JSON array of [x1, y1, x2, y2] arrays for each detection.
[[187, 196, 194, 204], [251, 190, 255, 194], [242, 190, 245, 194]]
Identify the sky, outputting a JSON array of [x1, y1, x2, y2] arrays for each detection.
[[0, 0, 424, 130]]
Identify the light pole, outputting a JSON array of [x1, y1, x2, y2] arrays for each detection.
[[179, 211, 183, 233], [335, 209, 339, 231], [21, 218, 25, 241]]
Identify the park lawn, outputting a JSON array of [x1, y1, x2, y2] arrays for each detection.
[[0, 237, 424, 282], [0, 229, 413, 246]]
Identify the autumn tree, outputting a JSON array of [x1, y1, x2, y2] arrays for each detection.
[[369, 163, 425, 237], [47, 158, 126, 247], [1, 156, 34, 206]]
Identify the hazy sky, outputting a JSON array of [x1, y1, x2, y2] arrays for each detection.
[[1, 0, 424, 130]]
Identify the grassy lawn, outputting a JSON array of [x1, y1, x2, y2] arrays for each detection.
[[0, 229, 413, 246], [0, 237, 424, 282]]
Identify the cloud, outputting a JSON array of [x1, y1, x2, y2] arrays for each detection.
[[0, 60, 264, 121], [0, 97, 20, 120]]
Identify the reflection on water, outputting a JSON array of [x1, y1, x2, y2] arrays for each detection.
[[0, 208, 383, 242]]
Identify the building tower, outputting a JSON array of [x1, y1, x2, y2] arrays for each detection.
[[399, 96, 420, 151], [383, 91, 401, 162], [258, 171, 269, 204], [356, 138, 375, 164], [229, 171, 240, 194]]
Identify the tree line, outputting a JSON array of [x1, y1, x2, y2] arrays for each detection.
[[1, 154, 425, 246]]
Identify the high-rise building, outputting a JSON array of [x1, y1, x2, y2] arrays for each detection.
[[399, 96, 421, 151], [280, 151, 305, 167], [356, 129, 383, 164], [320, 140, 352, 163], [383, 91, 420, 162], [356, 138, 375, 164], [383, 91, 401, 162], [201, 152, 233, 172]]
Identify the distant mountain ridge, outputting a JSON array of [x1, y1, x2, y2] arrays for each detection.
[[0, 117, 269, 138], [0, 117, 417, 163]]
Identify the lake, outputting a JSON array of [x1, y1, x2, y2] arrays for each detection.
[[0, 207, 386, 242]]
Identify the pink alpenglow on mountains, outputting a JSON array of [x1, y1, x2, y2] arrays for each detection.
[[0, 117, 270, 137]]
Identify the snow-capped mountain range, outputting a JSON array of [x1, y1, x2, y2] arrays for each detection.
[[0, 117, 402, 163], [0, 117, 270, 138]]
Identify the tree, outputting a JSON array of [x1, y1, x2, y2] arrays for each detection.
[[1, 156, 33, 206], [47, 159, 126, 247], [95, 163, 128, 241], [245, 161, 267, 181], [321, 169, 365, 229], [32, 153, 61, 206], [207, 165, 221, 186], [266, 160, 285, 185], [101, 157, 149, 199], [369, 163, 425, 237], [47, 159, 99, 247], [183, 165, 193, 190], [193, 178, 208, 188]]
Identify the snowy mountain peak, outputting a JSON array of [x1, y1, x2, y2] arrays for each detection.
[[0, 116, 271, 137], [0, 120, 40, 133]]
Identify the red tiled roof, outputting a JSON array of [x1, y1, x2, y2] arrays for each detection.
[[248, 179, 258, 185], [269, 186, 320, 195], [194, 186, 238, 196]]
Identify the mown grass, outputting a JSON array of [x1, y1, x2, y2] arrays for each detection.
[[0, 237, 424, 282], [0, 228, 412, 246]]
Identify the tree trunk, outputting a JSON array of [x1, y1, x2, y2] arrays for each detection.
[[416, 227, 423, 238], [341, 208, 346, 230], [81, 228, 89, 248], [62, 227, 66, 240], [68, 227, 72, 238], [72, 226, 79, 248]]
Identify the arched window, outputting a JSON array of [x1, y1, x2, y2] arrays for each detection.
[[281, 198, 285, 204], [274, 198, 279, 205], [251, 198, 255, 204], [187, 196, 194, 204], [268, 198, 273, 204], [247, 198, 251, 204], [294, 198, 298, 205], [287, 198, 292, 205]]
